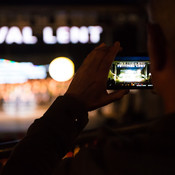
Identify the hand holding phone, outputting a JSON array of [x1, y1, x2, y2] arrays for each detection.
[[66, 42, 128, 111]]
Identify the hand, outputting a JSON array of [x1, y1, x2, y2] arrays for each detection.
[[65, 42, 129, 111]]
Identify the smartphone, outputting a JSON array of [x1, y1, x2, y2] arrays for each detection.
[[107, 56, 153, 89]]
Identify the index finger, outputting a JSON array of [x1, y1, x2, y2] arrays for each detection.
[[97, 42, 121, 77], [81, 43, 108, 67]]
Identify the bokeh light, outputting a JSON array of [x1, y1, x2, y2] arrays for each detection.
[[49, 57, 74, 82]]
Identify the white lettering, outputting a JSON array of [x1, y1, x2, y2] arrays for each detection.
[[79, 26, 89, 44], [0, 25, 103, 45], [6, 27, 23, 44], [56, 26, 69, 44], [69, 26, 89, 44], [22, 27, 38, 44], [70, 26, 79, 44], [89, 26, 103, 43], [0, 26, 8, 44], [43, 27, 57, 44]]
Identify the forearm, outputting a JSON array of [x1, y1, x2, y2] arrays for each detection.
[[1, 96, 88, 175]]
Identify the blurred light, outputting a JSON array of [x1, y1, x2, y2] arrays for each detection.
[[88, 26, 103, 43], [0, 26, 37, 44], [0, 59, 47, 84], [43, 27, 57, 44], [70, 26, 79, 44], [22, 27, 38, 44], [0, 26, 103, 45], [56, 27, 70, 44], [0, 26, 8, 44], [6, 26, 23, 44], [49, 57, 74, 82], [78, 26, 89, 44]]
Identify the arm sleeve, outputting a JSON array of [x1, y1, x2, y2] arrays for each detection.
[[1, 96, 88, 175]]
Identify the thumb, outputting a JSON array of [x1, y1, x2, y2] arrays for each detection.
[[106, 89, 129, 103], [88, 90, 129, 111]]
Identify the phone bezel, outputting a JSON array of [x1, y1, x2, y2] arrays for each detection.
[[107, 56, 153, 89]]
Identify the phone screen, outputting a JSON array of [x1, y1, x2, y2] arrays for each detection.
[[107, 56, 153, 89]]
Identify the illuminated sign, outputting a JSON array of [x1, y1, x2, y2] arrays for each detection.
[[0, 27, 37, 44], [0, 59, 47, 84], [0, 26, 103, 45]]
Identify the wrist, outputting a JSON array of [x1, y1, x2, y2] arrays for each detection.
[[64, 93, 88, 111]]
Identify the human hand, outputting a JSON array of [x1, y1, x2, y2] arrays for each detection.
[[65, 42, 129, 111]]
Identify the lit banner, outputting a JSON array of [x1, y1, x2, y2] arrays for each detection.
[[0, 26, 103, 45], [0, 59, 47, 84]]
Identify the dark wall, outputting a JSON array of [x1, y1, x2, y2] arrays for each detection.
[[0, 5, 148, 69], [0, 0, 147, 5]]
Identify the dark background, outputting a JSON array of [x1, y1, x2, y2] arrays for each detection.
[[0, 0, 165, 146], [0, 0, 146, 5], [0, 0, 148, 69]]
